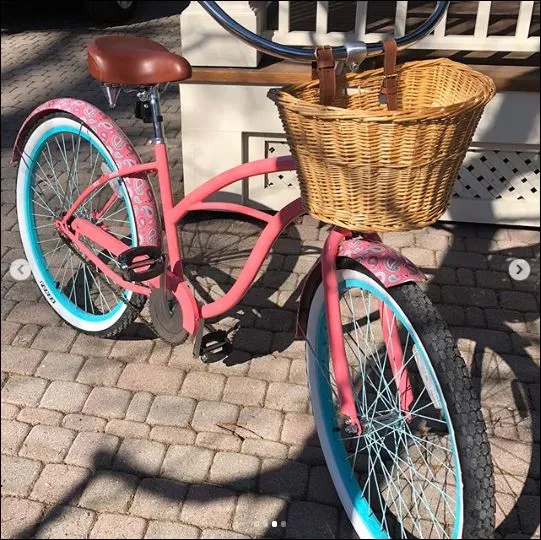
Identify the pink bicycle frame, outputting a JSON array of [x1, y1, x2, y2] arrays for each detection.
[[58, 142, 412, 431]]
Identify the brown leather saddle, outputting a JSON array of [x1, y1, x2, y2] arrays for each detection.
[[88, 35, 192, 85]]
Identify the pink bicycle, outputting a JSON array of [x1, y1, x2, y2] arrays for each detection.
[[13, 2, 494, 537]]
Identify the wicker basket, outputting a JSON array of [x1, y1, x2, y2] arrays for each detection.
[[268, 58, 496, 232]]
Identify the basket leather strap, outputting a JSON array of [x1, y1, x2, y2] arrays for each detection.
[[315, 46, 336, 106], [379, 38, 398, 110]]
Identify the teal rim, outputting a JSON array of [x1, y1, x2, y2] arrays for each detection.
[[314, 277, 462, 539], [22, 123, 137, 323]]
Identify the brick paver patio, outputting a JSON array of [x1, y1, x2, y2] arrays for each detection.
[[1, 3, 539, 539]]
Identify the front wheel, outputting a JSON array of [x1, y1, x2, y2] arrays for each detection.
[[305, 261, 495, 539]]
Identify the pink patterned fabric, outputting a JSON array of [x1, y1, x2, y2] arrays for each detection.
[[338, 237, 426, 286], [12, 98, 160, 247]]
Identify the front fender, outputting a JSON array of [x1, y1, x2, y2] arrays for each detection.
[[12, 98, 161, 247], [296, 237, 426, 337]]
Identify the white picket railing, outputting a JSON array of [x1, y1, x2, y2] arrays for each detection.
[[263, 1, 540, 53]]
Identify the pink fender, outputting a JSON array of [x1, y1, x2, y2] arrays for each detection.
[[12, 98, 161, 247], [296, 235, 426, 337]]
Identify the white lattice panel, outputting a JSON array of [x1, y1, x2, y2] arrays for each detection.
[[455, 150, 539, 201]]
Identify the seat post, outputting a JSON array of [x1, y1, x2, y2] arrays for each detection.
[[139, 85, 165, 145]]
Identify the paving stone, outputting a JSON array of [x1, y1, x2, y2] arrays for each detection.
[[191, 400, 239, 433], [1, 418, 31, 454], [145, 520, 200, 539], [31, 463, 91, 504], [110, 339, 154, 363], [65, 431, 120, 470], [34, 506, 95, 539], [466, 306, 486, 327], [180, 371, 225, 401], [481, 379, 530, 411], [307, 466, 340, 506], [146, 395, 196, 427], [20, 424, 75, 463], [35, 352, 85, 382], [161, 444, 214, 483], [1, 455, 42, 496], [234, 328, 273, 354], [79, 471, 139, 513], [89, 513, 147, 539], [76, 356, 124, 387], [39, 380, 91, 414], [475, 269, 513, 290], [62, 413, 107, 432], [491, 437, 534, 479], [241, 439, 288, 460], [233, 492, 288, 537], [70, 333, 114, 357], [517, 494, 539, 535], [1, 402, 20, 419], [106, 419, 151, 439], [1, 496, 44, 539], [1, 321, 20, 344], [255, 309, 296, 332], [196, 431, 242, 452], [401, 247, 436, 268], [271, 334, 305, 359], [248, 355, 291, 383], [206, 350, 252, 376], [281, 412, 319, 447], [7, 302, 60, 326], [223, 376, 267, 407], [117, 363, 184, 394], [236, 406, 283, 441], [148, 340, 172, 365], [126, 392, 154, 422], [500, 291, 539, 312], [259, 458, 309, 499], [114, 438, 166, 476], [209, 451, 260, 492], [265, 382, 309, 413], [1, 345, 43, 375], [437, 304, 466, 326], [169, 343, 209, 372], [441, 286, 498, 307], [150, 425, 197, 445], [457, 267, 476, 286], [201, 529, 250, 539], [286, 501, 339, 539], [129, 477, 186, 520], [1, 375, 49, 407], [32, 326, 77, 352], [181, 484, 237, 529], [288, 359, 307, 385], [83, 386, 132, 419]]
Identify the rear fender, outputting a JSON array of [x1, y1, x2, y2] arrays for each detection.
[[12, 98, 161, 247], [295, 236, 426, 337]]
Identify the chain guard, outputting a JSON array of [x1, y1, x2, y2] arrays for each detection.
[[149, 288, 189, 345]]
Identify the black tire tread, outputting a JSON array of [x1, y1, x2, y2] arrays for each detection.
[[388, 281, 495, 539]]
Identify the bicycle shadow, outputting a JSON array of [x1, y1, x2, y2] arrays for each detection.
[[12, 445, 345, 539], [429, 225, 540, 538]]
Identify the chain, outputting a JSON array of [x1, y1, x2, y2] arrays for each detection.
[[60, 236, 157, 334]]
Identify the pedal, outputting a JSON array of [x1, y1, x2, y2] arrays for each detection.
[[200, 330, 233, 364], [118, 246, 165, 282]]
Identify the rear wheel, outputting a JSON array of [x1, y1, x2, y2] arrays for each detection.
[[305, 261, 495, 539], [16, 113, 145, 337]]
